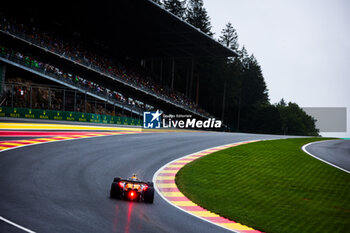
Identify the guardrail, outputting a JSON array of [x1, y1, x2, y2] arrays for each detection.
[[0, 106, 142, 126]]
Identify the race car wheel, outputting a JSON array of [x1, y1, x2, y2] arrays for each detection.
[[113, 177, 121, 182], [147, 182, 154, 187], [110, 182, 122, 199], [143, 187, 154, 203]]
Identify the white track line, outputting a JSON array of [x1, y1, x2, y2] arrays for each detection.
[[0, 216, 36, 233], [302, 140, 350, 174]]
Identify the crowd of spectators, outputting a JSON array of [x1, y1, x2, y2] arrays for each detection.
[[1, 45, 152, 112], [0, 15, 211, 117]]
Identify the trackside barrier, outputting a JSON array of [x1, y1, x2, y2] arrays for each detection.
[[0, 106, 142, 126]]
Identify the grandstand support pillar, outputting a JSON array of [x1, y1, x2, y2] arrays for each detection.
[[30, 86, 32, 109], [85, 92, 87, 112], [122, 104, 125, 115], [63, 89, 65, 111], [113, 103, 115, 116], [11, 84, 14, 108], [171, 58, 175, 89], [48, 88, 51, 110], [196, 76, 199, 106], [73, 90, 77, 112], [189, 59, 194, 99], [74, 90, 77, 112], [0, 62, 6, 96], [160, 59, 163, 84], [185, 68, 189, 97], [104, 101, 107, 115], [95, 99, 97, 114], [221, 78, 227, 122]]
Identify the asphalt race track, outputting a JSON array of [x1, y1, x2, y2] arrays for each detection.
[[0, 124, 294, 233], [305, 139, 350, 173]]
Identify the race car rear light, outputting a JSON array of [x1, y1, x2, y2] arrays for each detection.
[[129, 191, 136, 199], [142, 185, 148, 191], [118, 182, 124, 188]]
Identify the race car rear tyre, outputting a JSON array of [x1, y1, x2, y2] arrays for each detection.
[[110, 182, 122, 199], [147, 182, 154, 187], [143, 187, 154, 203], [113, 177, 121, 182]]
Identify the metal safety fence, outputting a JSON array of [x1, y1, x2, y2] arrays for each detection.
[[0, 106, 142, 126]]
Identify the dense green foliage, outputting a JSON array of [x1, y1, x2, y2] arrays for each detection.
[[176, 138, 350, 233]]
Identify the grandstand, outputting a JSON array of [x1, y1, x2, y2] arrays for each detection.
[[0, 0, 236, 124]]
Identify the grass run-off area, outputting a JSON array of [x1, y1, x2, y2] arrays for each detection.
[[176, 138, 350, 233]]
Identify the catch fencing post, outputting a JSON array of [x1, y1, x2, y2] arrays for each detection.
[[171, 57, 175, 89]]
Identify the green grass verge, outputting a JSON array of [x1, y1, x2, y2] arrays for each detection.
[[176, 138, 350, 233]]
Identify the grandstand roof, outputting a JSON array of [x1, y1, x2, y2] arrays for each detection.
[[3, 0, 237, 59], [113, 0, 238, 58]]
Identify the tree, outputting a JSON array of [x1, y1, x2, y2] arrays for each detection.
[[235, 50, 270, 132], [277, 101, 319, 136], [247, 104, 282, 134], [164, 0, 186, 19], [239, 46, 250, 68], [246, 54, 269, 105], [278, 98, 286, 107], [185, 0, 213, 36], [218, 22, 239, 51], [218, 22, 239, 121]]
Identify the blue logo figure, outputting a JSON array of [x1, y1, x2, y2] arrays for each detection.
[[143, 110, 162, 129]]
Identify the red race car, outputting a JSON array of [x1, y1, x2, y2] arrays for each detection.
[[110, 174, 154, 203]]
